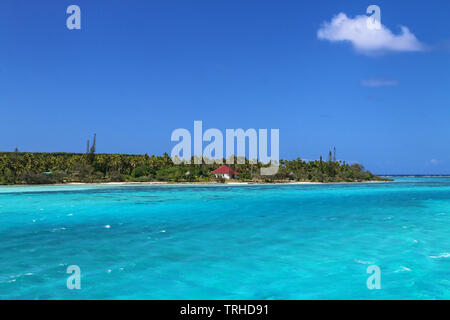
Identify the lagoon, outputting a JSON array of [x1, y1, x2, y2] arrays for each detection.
[[0, 177, 449, 299]]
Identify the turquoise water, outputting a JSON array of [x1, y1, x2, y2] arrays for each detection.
[[0, 178, 449, 299]]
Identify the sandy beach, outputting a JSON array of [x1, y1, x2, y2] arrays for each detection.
[[63, 180, 388, 187]]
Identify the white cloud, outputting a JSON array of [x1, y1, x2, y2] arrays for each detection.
[[361, 78, 398, 87], [317, 13, 425, 54]]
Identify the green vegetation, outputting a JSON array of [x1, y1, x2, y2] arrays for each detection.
[[0, 150, 389, 185]]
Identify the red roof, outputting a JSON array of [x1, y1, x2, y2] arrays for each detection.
[[211, 165, 238, 175]]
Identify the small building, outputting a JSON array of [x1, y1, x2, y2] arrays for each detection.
[[211, 165, 238, 180]]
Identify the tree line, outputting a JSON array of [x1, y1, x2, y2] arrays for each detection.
[[0, 150, 388, 184]]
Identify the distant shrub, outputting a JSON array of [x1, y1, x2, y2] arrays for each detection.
[[131, 166, 153, 178], [238, 172, 252, 180], [109, 171, 125, 182], [155, 167, 186, 182], [20, 172, 54, 184], [216, 176, 225, 183]]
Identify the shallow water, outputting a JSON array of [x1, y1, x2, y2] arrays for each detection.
[[0, 177, 449, 299]]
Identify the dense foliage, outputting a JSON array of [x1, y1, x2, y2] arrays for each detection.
[[0, 151, 388, 184]]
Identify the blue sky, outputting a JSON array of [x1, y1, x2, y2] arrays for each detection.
[[0, 0, 449, 174]]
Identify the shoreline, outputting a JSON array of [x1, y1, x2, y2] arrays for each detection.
[[0, 180, 391, 188], [67, 180, 390, 186]]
